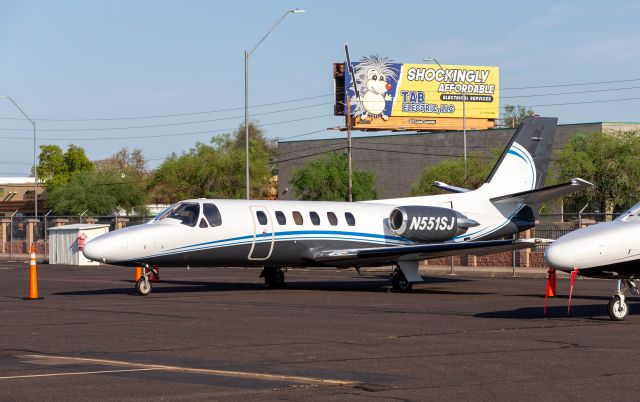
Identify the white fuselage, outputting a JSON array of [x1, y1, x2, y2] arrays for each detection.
[[82, 184, 523, 268], [545, 213, 640, 275]]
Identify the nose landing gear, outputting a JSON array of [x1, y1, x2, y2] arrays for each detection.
[[135, 265, 159, 296], [608, 279, 638, 321]]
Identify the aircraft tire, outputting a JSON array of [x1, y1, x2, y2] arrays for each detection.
[[608, 296, 629, 321], [391, 270, 412, 292], [135, 277, 152, 296], [265, 267, 285, 288]]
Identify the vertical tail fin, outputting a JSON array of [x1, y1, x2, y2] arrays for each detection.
[[485, 116, 557, 196]]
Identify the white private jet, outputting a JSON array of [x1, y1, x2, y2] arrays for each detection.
[[83, 117, 591, 296], [545, 202, 640, 321]]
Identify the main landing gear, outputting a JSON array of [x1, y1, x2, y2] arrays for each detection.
[[261, 267, 286, 288], [608, 279, 638, 321], [135, 266, 159, 296], [391, 268, 412, 292]]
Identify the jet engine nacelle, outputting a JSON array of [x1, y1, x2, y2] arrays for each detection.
[[389, 206, 479, 242]]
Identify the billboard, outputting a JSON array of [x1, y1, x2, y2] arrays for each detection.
[[335, 57, 500, 131]]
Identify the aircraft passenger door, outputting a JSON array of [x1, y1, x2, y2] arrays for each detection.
[[248, 206, 275, 261]]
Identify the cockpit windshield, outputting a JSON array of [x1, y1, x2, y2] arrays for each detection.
[[157, 202, 201, 227], [617, 201, 640, 222], [154, 203, 177, 221]]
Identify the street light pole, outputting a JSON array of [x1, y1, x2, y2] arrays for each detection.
[[423, 57, 467, 181], [0, 96, 37, 216], [244, 8, 305, 200]]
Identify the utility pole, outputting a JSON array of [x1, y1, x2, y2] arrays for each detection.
[[346, 97, 353, 202], [462, 92, 467, 183]]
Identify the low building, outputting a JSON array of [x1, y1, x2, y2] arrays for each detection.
[[0, 177, 44, 216], [276, 122, 640, 201]]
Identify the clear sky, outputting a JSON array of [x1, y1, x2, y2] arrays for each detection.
[[1, 0, 639, 175]]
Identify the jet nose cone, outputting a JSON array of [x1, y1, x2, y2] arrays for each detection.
[[544, 240, 575, 270], [82, 238, 102, 262]]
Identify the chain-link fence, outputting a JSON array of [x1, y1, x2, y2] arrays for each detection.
[[0, 214, 154, 261], [0, 213, 620, 268]]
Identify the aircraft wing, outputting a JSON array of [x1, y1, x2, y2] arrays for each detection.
[[490, 178, 592, 205], [310, 239, 538, 263]]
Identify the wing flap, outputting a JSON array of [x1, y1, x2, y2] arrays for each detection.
[[311, 239, 538, 263]]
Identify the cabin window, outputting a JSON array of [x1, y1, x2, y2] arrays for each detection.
[[199, 218, 208, 228], [327, 212, 338, 226], [165, 202, 200, 227], [275, 211, 286, 225], [292, 211, 303, 225], [203, 203, 222, 227], [256, 211, 268, 225], [310, 211, 320, 225], [345, 212, 356, 226]]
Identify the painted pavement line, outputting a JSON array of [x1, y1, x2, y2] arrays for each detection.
[[18, 354, 357, 386], [0, 368, 157, 380]]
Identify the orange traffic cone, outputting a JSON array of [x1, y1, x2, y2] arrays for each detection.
[[543, 268, 556, 314], [25, 243, 43, 300], [546, 269, 556, 297]]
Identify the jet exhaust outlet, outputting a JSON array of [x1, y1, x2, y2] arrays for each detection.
[[389, 206, 478, 242]]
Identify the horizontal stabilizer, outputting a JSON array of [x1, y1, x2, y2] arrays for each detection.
[[432, 181, 471, 193], [490, 178, 592, 205], [311, 239, 540, 263]]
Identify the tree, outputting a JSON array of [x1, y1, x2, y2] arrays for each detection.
[[290, 151, 377, 201], [147, 123, 276, 203], [502, 104, 535, 128], [555, 131, 640, 213], [46, 170, 148, 215], [410, 152, 496, 196], [37, 144, 94, 189], [98, 148, 146, 174]]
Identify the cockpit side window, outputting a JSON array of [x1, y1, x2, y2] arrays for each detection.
[[203, 203, 222, 227], [166, 202, 200, 227]]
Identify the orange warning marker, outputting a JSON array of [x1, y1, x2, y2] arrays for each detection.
[[546, 268, 556, 297], [25, 243, 43, 300], [135, 266, 142, 282], [543, 268, 556, 314]]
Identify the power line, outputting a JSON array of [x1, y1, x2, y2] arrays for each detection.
[[0, 114, 333, 141], [502, 85, 640, 99], [502, 78, 640, 91], [0, 94, 333, 122], [273, 146, 347, 164], [0, 103, 332, 132]]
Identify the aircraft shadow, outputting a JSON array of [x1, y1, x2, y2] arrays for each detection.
[[55, 276, 488, 296], [475, 303, 615, 320]]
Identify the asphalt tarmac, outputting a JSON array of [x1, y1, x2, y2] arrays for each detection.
[[1, 262, 639, 401]]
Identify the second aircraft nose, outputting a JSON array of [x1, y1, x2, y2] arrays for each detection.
[[544, 240, 576, 271]]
